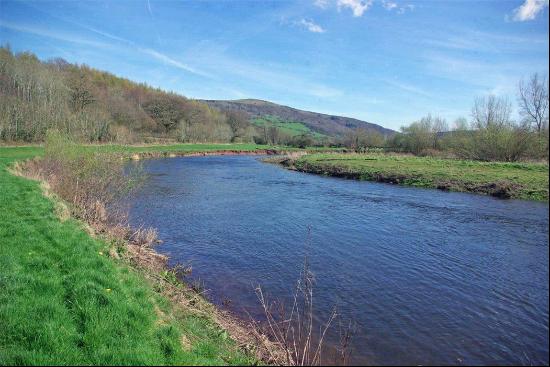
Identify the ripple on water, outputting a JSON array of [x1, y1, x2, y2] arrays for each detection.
[[129, 156, 549, 366]]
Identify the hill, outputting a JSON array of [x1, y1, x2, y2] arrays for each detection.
[[0, 47, 393, 145], [201, 99, 395, 137]]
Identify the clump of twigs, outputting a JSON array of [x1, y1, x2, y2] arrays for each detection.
[[250, 231, 354, 366]]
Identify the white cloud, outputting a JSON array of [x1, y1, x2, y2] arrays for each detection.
[[298, 18, 326, 33], [316, 0, 412, 16], [314, 0, 330, 9], [382, 1, 398, 10], [512, 0, 549, 21], [337, 0, 374, 17], [397, 4, 415, 14]]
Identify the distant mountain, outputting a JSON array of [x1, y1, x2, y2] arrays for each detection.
[[201, 99, 395, 137]]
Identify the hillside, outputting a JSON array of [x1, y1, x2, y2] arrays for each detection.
[[201, 99, 395, 137], [1, 47, 393, 146]]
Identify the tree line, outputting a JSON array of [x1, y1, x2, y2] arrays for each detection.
[[0, 46, 255, 144], [340, 73, 548, 161], [1, 46, 547, 161]]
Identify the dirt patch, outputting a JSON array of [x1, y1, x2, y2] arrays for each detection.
[[180, 335, 192, 351], [467, 181, 521, 199]]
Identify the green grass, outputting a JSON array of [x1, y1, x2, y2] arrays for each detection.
[[251, 115, 326, 139], [92, 142, 275, 154], [0, 146, 255, 365], [294, 153, 549, 201], [0, 143, 273, 159]]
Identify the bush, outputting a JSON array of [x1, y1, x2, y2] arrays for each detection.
[[30, 130, 144, 226]]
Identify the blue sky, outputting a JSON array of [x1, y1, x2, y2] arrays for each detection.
[[1, 0, 548, 130]]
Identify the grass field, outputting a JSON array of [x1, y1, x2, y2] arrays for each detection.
[[290, 153, 549, 201], [0, 143, 272, 159], [251, 115, 326, 138], [0, 145, 256, 365]]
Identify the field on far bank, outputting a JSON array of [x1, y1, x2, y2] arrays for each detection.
[[288, 153, 549, 201], [0, 143, 341, 161], [0, 143, 272, 158]]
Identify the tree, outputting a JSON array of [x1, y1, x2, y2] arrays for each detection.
[[469, 95, 529, 161], [143, 95, 185, 133], [431, 116, 448, 149], [471, 95, 512, 129], [518, 73, 549, 135], [267, 126, 279, 145], [452, 117, 469, 131], [225, 110, 249, 142], [69, 72, 95, 112], [344, 128, 385, 152]]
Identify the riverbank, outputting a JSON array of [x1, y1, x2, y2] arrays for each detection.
[[0, 144, 284, 365], [270, 153, 549, 201], [0, 142, 344, 160]]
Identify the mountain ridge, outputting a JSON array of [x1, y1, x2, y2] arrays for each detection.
[[200, 99, 395, 137]]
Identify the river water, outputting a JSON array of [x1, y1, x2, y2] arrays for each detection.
[[128, 155, 549, 365]]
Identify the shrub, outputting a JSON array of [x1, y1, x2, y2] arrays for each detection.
[[27, 130, 144, 228]]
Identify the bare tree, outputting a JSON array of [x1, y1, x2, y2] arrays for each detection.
[[518, 73, 549, 135], [471, 95, 512, 129], [452, 117, 469, 131], [469, 95, 530, 161], [431, 116, 448, 149], [225, 110, 250, 142], [264, 126, 278, 145]]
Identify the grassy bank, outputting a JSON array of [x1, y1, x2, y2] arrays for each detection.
[[0, 143, 273, 158], [281, 153, 549, 201], [0, 142, 341, 160], [0, 145, 260, 365]]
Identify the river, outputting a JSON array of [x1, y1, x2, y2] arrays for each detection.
[[128, 155, 549, 365]]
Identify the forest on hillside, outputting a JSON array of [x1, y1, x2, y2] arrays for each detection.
[[0, 46, 264, 144]]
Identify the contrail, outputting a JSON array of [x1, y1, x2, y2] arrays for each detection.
[[146, 0, 163, 46]]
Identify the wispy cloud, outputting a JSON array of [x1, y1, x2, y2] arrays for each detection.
[[384, 78, 433, 98], [314, 0, 330, 9], [423, 28, 548, 52], [297, 18, 326, 33], [382, 1, 414, 14], [1, 18, 211, 79], [145, 0, 163, 46], [309, 84, 342, 97], [138, 48, 212, 78], [511, 0, 549, 21], [397, 4, 415, 14], [420, 51, 547, 98], [337, 0, 374, 17], [182, 46, 343, 99], [0, 20, 110, 48]]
